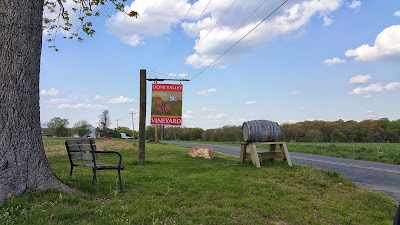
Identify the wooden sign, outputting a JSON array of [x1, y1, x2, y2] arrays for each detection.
[[150, 83, 183, 126]]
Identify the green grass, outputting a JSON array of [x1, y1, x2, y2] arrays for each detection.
[[0, 140, 397, 224], [42, 137, 69, 146], [195, 141, 400, 165], [285, 142, 400, 165]]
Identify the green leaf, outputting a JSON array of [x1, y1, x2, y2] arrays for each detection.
[[128, 11, 139, 18]]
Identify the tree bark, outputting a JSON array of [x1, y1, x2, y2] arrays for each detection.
[[0, 0, 74, 204]]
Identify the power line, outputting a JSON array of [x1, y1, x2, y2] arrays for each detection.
[[193, 0, 269, 70], [166, 0, 237, 76], [193, 0, 237, 49], [156, 4, 194, 74], [184, 0, 212, 37], [188, 0, 289, 84], [161, 0, 213, 75], [117, 113, 131, 121]]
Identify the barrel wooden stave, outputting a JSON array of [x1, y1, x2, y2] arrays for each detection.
[[242, 120, 281, 142]]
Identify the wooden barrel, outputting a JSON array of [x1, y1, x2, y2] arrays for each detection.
[[242, 120, 281, 142], [153, 100, 171, 114]]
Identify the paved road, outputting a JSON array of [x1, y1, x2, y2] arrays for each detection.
[[164, 141, 400, 202]]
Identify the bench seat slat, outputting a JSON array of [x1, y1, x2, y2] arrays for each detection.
[[69, 152, 93, 160], [72, 162, 120, 169], [65, 138, 123, 191]]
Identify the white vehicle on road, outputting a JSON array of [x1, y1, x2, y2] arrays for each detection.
[[120, 133, 133, 139]]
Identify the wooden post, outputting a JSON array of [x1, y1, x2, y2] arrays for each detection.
[[161, 125, 164, 141], [280, 143, 293, 166], [249, 143, 261, 168], [139, 69, 146, 165], [240, 141, 292, 167], [240, 143, 247, 163], [155, 125, 159, 143]]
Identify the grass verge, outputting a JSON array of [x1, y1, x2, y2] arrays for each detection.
[[195, 141, 400, 165], [0, 140, 397, 224]]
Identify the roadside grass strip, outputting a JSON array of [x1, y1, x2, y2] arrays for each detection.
[[0, 139, 397, 224]]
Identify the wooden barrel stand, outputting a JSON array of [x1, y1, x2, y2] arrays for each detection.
[[240, 142, 292, 167]]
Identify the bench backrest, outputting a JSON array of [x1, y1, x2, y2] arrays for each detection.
[[65, 139, 97, 162]]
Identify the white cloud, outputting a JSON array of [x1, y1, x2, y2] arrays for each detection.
[[323, 16, 333, 26], [384, 82, 400, 90], [367, 110, 375, 118], [323, 57, 345, 65], [208, 113, 226, 120], [45, 98, 70, 104], [106, 0, 191, 46], [350, 83, 383, 95], [395, 11, 400, 17], [246, 100, 256, 105], [348, 1, 361, 10], [108, 96, 135, 104], [40, 88, 60, 96], [283, 119, 298, 124], [120, 35, 143, 46], [106, 0, 342, 66], [58, 103, 107, 110], [198, 88, 216, 96], [345, 25, 400, 61], [185, 0, 342, 67], [183, 111, 193, 119], [290, 90, 300, 95], [182, 114, 192, 119], [129, 108, 139, 113], [201, 107, 214, 111], [95, 95, 108, 101], [167, 72, 188, 78], [349, 74, 371, 84], [349, 81, 400, 95]]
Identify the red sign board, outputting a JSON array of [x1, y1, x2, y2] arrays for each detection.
[[150, 83, 183, 126]]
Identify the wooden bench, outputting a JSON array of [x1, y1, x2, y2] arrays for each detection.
[[65, 139, 123, 191]]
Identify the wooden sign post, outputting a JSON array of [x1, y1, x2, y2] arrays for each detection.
[[139, 69, 146, 165]]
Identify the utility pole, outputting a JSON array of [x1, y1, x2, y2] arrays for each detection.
[[139, 69, 146, 165], [130, 112, 135, 137], [115, 119, 119, 128]]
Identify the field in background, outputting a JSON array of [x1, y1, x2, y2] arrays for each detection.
[[43, 137, 134, 157], [0, 139, 397, 224], [199, 141, 400, 165], [285, 142, 400, 165]]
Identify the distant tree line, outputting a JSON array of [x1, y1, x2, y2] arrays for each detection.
[[281, 118, 400, 143], [150, 118, 400, 143], [41, 110, 137, 138], [146, 126, 204, 142], [42, 114, 400, 143]]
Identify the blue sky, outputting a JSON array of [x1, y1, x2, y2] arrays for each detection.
[[40, 0, 400, 130]]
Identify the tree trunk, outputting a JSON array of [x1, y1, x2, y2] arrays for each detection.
[[0, 0, 74, 204]]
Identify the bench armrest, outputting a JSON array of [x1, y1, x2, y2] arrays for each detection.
[[93, 150, 122, 167]]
